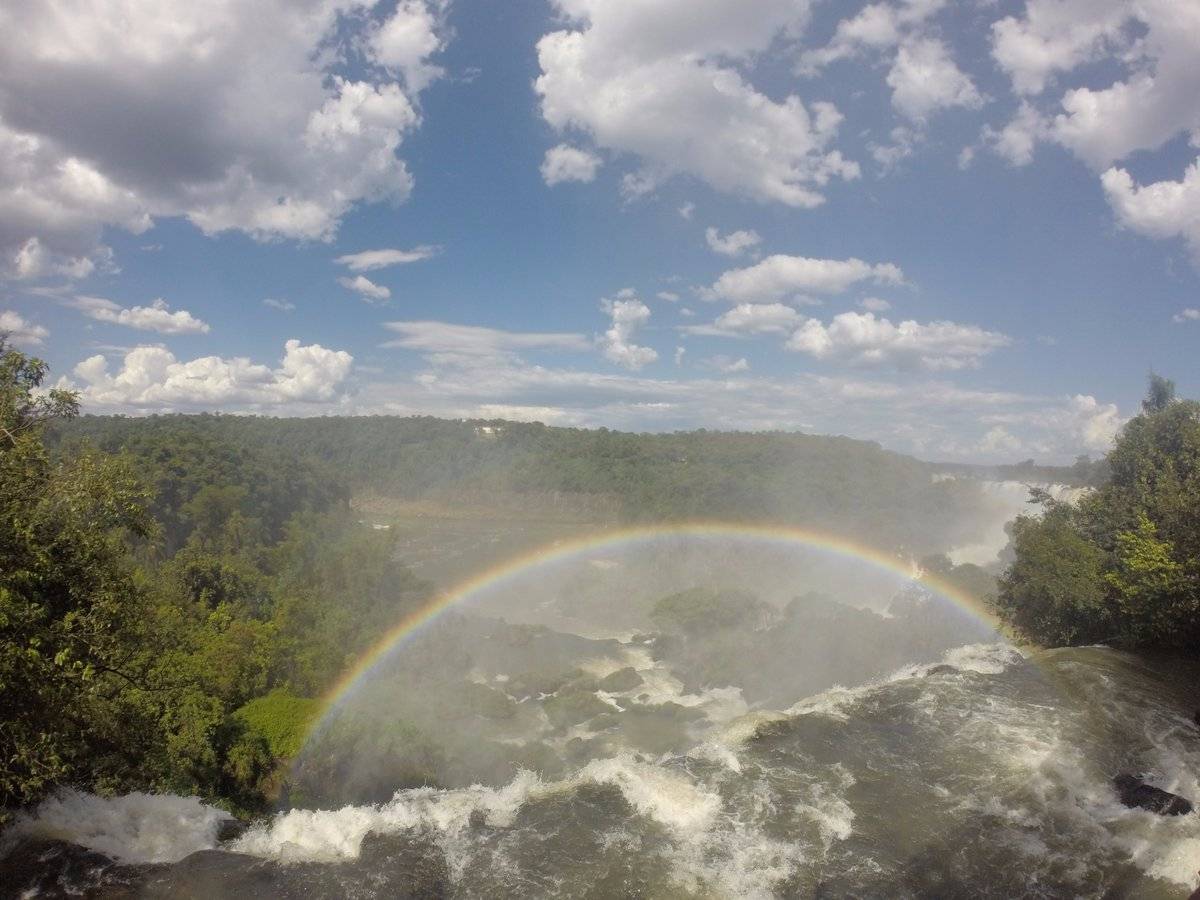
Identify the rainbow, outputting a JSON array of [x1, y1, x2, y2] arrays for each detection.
[[305, 522, 1002, 741]]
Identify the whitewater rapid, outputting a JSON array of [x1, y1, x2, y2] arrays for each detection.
[[6, 642, 1200, 898]]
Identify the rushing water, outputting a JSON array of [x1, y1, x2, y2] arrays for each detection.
[[5, 636, 1199, 898]]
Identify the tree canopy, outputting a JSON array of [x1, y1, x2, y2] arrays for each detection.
[[996, 376, 1200, 651]]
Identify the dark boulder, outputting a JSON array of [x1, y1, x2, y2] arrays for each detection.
[[598, 667, 643, 692], [1114, 774, 1194, 816], [215, 817, 249, 843], [0, 837, 150, 896]]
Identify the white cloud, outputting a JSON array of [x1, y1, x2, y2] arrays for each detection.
[[860, 297, 892, 312], [978, 425, 1024, 456], [886, 37, 983, 122], [1102, 159, 1200, 259], [367, 0, 446, 93], [799, 2, 977, 140], [6, 237, 114, 281], [657, 291, 680, 303], [349, 351, 1116, 463], [0, 0, 446, 276], [991, 0, 1128, 96], [678, 202, 695, 220], [0, 310, 49, 346], [263, 298, 296, 312], [536, 0, 860, 207], [797, 0, 947, 74], [990, 0, 1200, 170], [704, 354, 750, 373], [786, 311, 1010, 370], [600, 294, 658, 370], [541, 144, 602, 185], [1174, 308, 1200, 323], [382, 320, 591, 360], [339, 275, 391, 302], [686, 302, 803, 336], [982, 101, 1047, 166], [673, 345, 686, 366], [704, 227, 762, 258], [68, 339, 353, 411], [71, 295, 210, 335], [979, 393, 1123, 456], [705, 255, 905, 303], [335, 246, 440, 271]]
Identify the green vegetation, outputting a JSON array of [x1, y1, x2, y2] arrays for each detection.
[[55, 410, 1082, 557], [997, 376, 1200, 651], [0, 340, 434, 820]]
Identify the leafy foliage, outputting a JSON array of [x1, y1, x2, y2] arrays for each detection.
[[997, 377, 1200, 651], [0, 341, 434, 817]]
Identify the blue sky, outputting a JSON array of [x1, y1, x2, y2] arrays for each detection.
[[2, 0, 1198, 462]]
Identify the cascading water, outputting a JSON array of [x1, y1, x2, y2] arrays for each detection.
[[5, 638, 1199, 898]]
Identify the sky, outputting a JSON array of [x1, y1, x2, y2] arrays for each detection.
[[2, 0, 1198, 463]]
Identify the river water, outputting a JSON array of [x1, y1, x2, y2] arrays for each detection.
[[5, 633, 1199, 898]]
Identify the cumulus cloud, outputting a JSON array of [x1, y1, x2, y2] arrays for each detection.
[[797, 0, 947, 74], [981, 101, 1047, 166], [860, 297, 892, 312], [541, 144, 602, 185], [799, 2, 978, 130], [786, 311, 1010, 370], [0, 310, 49, 346], [262, 298, 296, 312], [335, 246, 440, 271], [685, 303, 804, 336], [705, 255, 905, 303], [991, 0, 1128, 97], [6, 237, 115, 281], [600, 294, 658, 370], [71, 296, 210, 334], [705, 227, 762, 258], [886, 37, 983, 122], [1174, 308, 1200, 323], [367, 0, 446, 93], [339, 275, 392, 302], [535, 0, 860, 207], [0, 0, 446, 278], [1102, 159, 1200, 259], [978, 394, 1123, 456], [657, 291, 680, 303], [990, 0, 1200, 170], [68, 339, 353, 411]]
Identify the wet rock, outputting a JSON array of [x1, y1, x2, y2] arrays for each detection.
[[598, 666, 643, 692], [215, 817, 248, 843], [0, 837, 142, 896], [1114, 774, 1194, 816]]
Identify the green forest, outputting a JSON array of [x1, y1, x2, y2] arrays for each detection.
[[997, 375, 1200, 652], [1, 339, 434, 819], [3, 334, 1195, 824]]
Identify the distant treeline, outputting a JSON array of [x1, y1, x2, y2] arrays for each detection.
[[54, 414, 1077, 557]]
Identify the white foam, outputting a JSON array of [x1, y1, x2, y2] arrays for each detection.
[[579, 755, 721, 832], [5, 790, 233, 864]]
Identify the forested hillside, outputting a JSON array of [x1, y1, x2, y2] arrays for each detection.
[[55, 413, 1068, 556], [997, 376, 1200, 651]]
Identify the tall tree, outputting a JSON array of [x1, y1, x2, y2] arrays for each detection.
[[0, 339, 164, 811]]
